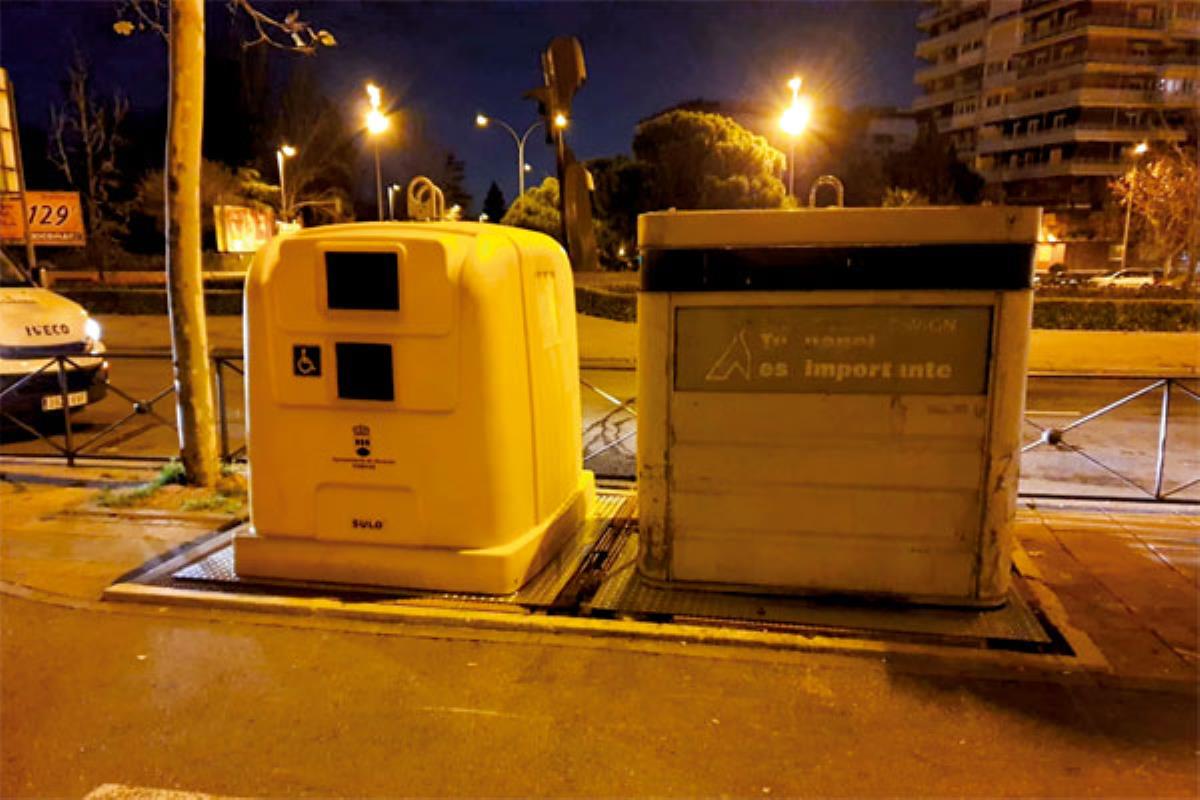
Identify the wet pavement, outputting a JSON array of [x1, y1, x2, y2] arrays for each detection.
[[1, 465, 1197, 798]]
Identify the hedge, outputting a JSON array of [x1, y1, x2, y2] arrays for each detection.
[[1032, 298, 1198, 332]]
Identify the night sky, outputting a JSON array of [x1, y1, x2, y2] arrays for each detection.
[[1, 0, 922, 210]]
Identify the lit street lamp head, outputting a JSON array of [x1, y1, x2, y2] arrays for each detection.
[[279, 144, 296, 158], [475, 114, 489, 128], [366, 109, 390, 135], [1133, 141, 1149, 155], [780, 97, 812, 137], [553, 112, 568, 129], [365, 82, 390, 135]]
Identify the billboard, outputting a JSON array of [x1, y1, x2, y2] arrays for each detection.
[[0, 191, 86, 246], [214, 204, 276, 254]]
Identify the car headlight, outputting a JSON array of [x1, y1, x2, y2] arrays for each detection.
[[84, 317, 102, 344]]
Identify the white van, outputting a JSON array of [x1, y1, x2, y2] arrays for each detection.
[[0, 253, 108, 418]]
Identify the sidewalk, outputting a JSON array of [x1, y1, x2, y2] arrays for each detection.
[[1, 459, 1197, 797]]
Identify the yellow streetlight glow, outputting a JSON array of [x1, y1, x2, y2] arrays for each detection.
[[780, 75, 811, 199], [475, 114, 489, 128], [780, 97, 812, 136], [366, 108, 390, 135], [364, 82, 391, 220], [280, 144, 296, 158], [553, 112, 568, 129], [1133, 141, 1149, 155]]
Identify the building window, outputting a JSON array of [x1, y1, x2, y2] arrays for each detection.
[[1052, 113, 1067, 128], [1028, 119, 1041, 134]]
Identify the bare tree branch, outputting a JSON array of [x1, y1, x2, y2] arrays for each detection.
[[114, 0, 335, 54]]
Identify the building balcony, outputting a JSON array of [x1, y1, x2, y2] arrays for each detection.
[[1003, 86, 1162, 116], [1015, 52, 1161, 81], [914, 49, 984, 83], [978, 158, 1126, 182], [975, 123, 1187, 154], [1020, 15, 1165, 47], [912, 85, 979, 111], [915, 18, 988, 58], [917, 1, 987, 32], [1167, 16, 1200, 38]]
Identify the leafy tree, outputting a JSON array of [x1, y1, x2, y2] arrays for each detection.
[[882, 187, 930, 207], [500, 175, 627, 268], [433, 152, 472, 217], [501, 177, 561, 241], [1110, 143, 1198, 281], [134, 159, 275, 248], [884, 119, 983, 204], [481, 182, 507, 222], [632, 111, 787, 210], [586, 155, 653, 246], [47, 52, 131, 273]]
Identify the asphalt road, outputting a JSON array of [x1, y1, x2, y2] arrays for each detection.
[[2, 315, 1196, 499], [2, 475, 1197, 798]]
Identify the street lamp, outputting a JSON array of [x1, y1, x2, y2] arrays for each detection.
[[276, 144, 296, 222], [475, 113, 543, 197], [779, 75, 813, 200], [365, 82, 391, 221], [1119, 141, 1149, 270], [386, 182, 402, 220]]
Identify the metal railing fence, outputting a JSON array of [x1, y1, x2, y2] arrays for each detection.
[[2, 353, 1196, 504]]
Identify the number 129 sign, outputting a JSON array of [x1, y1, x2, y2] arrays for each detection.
[[0, 191, 86, 247]]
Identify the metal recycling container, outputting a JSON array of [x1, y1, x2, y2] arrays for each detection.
[[636, 207, 1040, 606], [236, 222, 594, 594]]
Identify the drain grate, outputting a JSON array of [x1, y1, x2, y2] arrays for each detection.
[[587, 533, 1055, 649], [111, 487, 1068, 654], [167, 491, 633, 609]]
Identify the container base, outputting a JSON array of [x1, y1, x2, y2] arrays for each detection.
[[234, 472, 596, 595]]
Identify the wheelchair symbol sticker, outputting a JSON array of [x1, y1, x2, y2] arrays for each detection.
[[293, 345, 321, 377]]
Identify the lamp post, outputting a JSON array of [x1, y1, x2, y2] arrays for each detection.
[[1120, 141, 1149, 271], [475, 113, 544, 198], [276, 144, 296, 222], [779, 76, 813, 200], [365, 83, 391, 221], [387, 182, 401, 220]]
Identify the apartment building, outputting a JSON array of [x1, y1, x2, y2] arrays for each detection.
[[915, 0, 1198, 233]]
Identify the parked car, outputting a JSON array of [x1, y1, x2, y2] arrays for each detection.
[[1087, 269, 1158, 289], [0, 252, 108, 419]]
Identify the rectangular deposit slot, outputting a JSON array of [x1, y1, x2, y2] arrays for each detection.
[[636, 207, 1040, 606]]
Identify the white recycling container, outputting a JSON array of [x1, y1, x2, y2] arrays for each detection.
[[636, 207, 1040, 606]]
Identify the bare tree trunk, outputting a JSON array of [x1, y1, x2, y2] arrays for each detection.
[[166, 0, 219, 486]]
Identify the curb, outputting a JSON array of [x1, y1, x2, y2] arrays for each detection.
[[99, 572, 1161, 692], [59, 505, 245, 527]]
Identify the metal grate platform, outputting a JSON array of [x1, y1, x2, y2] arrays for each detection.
[[587, 533, 1052, 647], [164, 490, 633, 609]]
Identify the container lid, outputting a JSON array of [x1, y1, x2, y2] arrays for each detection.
[[639, 207, 1041, 248], [638, 207, 1039, 292]]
